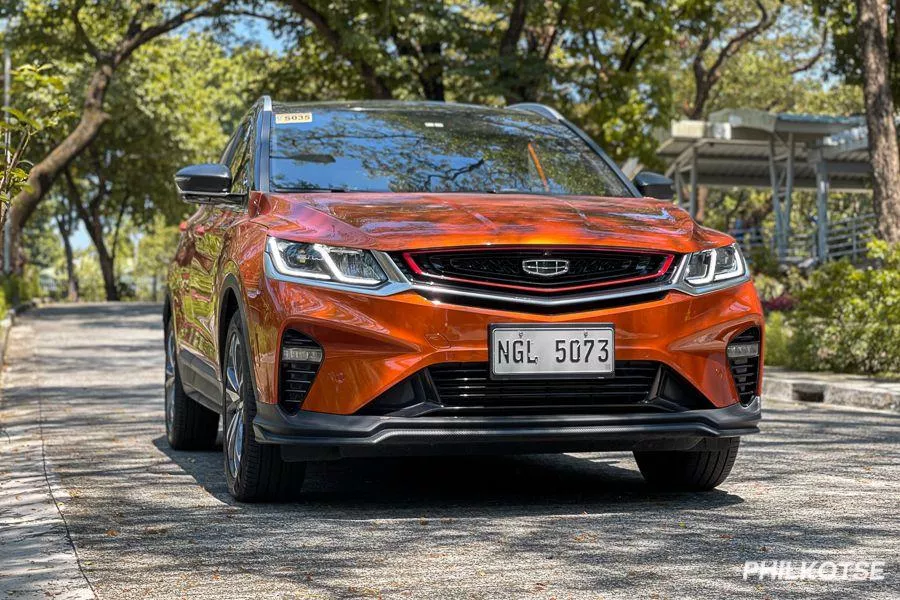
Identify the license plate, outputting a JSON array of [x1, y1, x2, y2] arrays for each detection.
[[489, 324, 615, 378]]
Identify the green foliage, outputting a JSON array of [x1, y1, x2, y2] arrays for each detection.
[[752, 272, 785, 304], [64, 32, 254, 227], [748, 246, 782, 278], [74, 250, 106, 302], [0, 267, 41, 314], [764, 311, 792, 367], [133, 215, 179, 301], [776, 241, 900, 375], [0, 64, 70, 216]]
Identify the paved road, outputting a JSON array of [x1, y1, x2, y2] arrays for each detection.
[[1, 303, 897, 599]]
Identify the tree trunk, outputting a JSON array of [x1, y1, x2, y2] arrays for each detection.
[[499, 0, 530, 104], [96, 244, 118, 302], [80, 212, 119, 302], [7, 67, 113, 272], [57, 221, 79, 302], [858, 0, 900, 242], [65, 168, 119, 302]]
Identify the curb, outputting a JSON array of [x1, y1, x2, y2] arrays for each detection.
[[764, 368, 900, 413], [0, 301, 35, 366]]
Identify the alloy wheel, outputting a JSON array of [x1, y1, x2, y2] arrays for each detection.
[[224, 331, 245, 479]]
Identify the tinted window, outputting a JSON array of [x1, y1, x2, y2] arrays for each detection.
[[228, 119, 252, 195], [269, 104, 631, 197]]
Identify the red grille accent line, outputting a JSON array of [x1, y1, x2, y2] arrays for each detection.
[[401, 247, 676, 294]]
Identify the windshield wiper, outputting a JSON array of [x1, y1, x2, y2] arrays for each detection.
[[486, 188, 530, 194]]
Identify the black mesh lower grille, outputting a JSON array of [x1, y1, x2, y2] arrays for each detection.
[[359, 362, 714, 416], [279, 330, 322, 412], [428, 361, 659, 407], [728, 327, 760, 405]]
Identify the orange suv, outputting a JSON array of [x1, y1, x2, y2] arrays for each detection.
[[165, 99, 763, 501]]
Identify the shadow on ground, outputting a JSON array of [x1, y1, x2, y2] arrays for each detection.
[[152, 436, 745, 515]]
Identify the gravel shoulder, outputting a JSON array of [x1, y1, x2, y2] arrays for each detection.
[[1, 303, 898, 599]]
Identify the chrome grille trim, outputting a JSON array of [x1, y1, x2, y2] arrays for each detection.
[[265, 250, 751, 306]]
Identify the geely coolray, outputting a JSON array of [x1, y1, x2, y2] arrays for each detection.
[[165, 98, 763, 501]]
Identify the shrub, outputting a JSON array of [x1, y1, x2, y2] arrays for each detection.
[[0, 267, 41, 316], [783, 240, 900, 375], [764, 311, 792, 367]]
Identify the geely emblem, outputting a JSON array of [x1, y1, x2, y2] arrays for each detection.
[[522, 258, 570, 277]]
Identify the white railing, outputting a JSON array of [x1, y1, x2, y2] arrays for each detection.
[[730, 213, 877, 265]]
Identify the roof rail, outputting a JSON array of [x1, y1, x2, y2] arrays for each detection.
[[507, 102, 564, 122]]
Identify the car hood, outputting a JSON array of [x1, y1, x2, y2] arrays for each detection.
[[259, 192, 731, 253]]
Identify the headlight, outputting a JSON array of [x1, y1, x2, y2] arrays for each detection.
[[680, 243, 747, 290], [268, 238, 387, 287]]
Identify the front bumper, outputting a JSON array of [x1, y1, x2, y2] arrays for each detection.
[[245, 276, 765, 415], [255, 396, 761, 461]]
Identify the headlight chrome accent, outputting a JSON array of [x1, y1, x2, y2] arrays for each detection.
[[676, 243, 749, 294], [268, 237, 388, 287], [265, 237, 412, 296]]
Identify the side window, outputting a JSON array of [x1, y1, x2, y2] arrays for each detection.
[[219, 124, 243, 167], [228, 120, 252, 195]]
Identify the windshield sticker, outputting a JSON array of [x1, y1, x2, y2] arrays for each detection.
[[275, 112, 313, 124]]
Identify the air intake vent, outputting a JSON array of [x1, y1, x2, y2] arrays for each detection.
[[428, 361, 660, 408], [359, 361, 714, 416], [728, 327, 761, 405], [279, 330, 323, 413]]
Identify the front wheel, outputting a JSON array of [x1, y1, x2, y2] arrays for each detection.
[[634, 437, 741, 491], [222, 313, 306, 502], [165, 320, 218, 450]]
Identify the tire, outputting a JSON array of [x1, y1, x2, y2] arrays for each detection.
[[634, 437, 741, 491], [165, 319, 219, 450], [222, 312, 306, 502]]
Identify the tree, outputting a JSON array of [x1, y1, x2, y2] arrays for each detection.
[[816, 0, 900, 242], [240, 1, 576, 104], [56, 33, 255, 300], [857, 0, 900, 241], [7, 0, 232, 270], [134, 215, 179, 302], [53, 194, 80, 301], [675, 0, 784, 120], [0, 64, 68, 243]]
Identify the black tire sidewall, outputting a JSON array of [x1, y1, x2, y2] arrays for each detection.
[[223, 314, 258, 499]]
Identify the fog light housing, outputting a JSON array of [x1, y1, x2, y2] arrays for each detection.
[[727, 328, 761, 405], [279, 330, 323, 413], [281, 347, 323, 363], [726, 342, 759, 359]]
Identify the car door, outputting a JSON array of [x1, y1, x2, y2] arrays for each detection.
[[183, 115, 254, 404]]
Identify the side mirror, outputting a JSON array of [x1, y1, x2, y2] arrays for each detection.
[[633, 171, 675, 200], [174, 163, 243, 205]]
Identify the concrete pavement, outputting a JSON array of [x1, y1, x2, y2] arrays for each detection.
[[0, 303, 897, 599]]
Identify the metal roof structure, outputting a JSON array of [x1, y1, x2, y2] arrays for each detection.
[[655, 109, 874, 262]]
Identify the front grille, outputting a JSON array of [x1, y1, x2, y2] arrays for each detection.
[[279, 330, 322, 413], [728, 327, 761, 405], [393, 247, 676, 297], [358, 361, 714, 416], [429, 361, 659, 407]]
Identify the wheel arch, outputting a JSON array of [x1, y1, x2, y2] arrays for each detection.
[[217, 272, 265, 406]]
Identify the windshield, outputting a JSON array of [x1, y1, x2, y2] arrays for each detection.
[[269, 104, 632, 197]]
